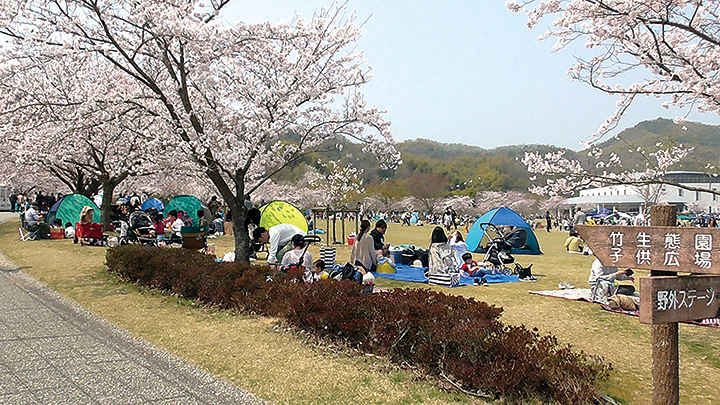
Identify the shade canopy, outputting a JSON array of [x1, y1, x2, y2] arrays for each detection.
[[46, 194, 101, 225], [259, 200, 308, 232], [465, 207, 542, 255]]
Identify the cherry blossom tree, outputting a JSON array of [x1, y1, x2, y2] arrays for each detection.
[[508, 0, 720, 196], [0, 54, 170, 228], [0, 1, 399, 262], [309, 160, 364, 208]]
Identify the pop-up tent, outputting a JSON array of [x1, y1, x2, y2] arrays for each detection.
[[259, 200, 307, 232], [46, 194, 101, 225], [164, 195, 211, 225], [587, 207, 612, 218], [465, 207, 542, 255], [141, 197, 165, 212]]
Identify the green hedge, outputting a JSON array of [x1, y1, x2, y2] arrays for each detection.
[[106, 245, 611, 404]]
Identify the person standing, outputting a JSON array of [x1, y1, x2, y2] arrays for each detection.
[[572, 208, 587, 229], [17, 193, 26, 212], [545, 211, 552, 232], [9, 192, 17, 212], [208, 196, 221, 218]]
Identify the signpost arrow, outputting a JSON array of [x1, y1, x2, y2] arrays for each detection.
[[639, 275, 720, 324]]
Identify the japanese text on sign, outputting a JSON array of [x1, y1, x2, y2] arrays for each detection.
[[656, 288, 716, 311], [577, 226, 720, 274]]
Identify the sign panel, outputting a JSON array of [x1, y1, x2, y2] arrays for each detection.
[[576, 225, 720, 275], [639, 276, 720, 324]]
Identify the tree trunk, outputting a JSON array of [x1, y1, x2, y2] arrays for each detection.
[[232, 200, 251, 263], [100, 180, 117, 230]]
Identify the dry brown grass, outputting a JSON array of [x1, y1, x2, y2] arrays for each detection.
[[4, 218, 720, 404], [0, 219, 481, 405], [218, 221, 720, 404]]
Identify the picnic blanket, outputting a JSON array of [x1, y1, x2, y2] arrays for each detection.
[[529, 288, 594, 301], [529, 289, 720, 328], [374, 264, 518, 287]]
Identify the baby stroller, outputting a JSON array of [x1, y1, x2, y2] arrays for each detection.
[[120, 211, 157, 246], [481, 223, 535, 280]]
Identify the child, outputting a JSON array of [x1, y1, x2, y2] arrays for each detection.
[[356, 265, 375, 294], [460, 252, 489, 278], [213, 213, 224, 235], [64, 222, 75, 239], [153, 214, 165, 242], [304, 259, 329, 284]]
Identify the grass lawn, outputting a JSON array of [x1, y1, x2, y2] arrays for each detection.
[[2, 219, 719, 404]]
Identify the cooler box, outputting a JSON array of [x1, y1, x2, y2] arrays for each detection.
[[181, 225, 208, 250], [347, 236, 355, 245], [50, 228, 64, 239], [390, 250, 404, 264]]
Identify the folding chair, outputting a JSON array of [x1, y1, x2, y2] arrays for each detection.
[[18, 227, 38, 241]]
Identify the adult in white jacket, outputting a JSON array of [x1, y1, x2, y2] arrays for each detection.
[[253, 223, 306, 265]]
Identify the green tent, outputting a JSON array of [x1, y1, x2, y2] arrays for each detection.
[[164, 195, 212, 225], [259, 200, 307, 232], [46, 194, 101, 225]]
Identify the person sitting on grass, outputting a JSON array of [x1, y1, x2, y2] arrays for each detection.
[[153, 214, 165, 242], [350, 220, 378, 272], [356, 265, 375, 294], [304, 259, 329, 284], [167, 210, 184, 237], [459, 252, 489, 278], [427, 226, 457, 276], [449, 231, 469, 266], [281, 234, 313, 269], [64, 222, 75, 239], [588, 258, 635, 304], [564, 229, 586, 253]]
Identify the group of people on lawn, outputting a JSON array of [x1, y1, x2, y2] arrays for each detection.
[[251, 219, 496, 290]]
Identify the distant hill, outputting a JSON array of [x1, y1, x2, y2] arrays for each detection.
[[275, 118, 719, 196], [596, 118, 720, 171]]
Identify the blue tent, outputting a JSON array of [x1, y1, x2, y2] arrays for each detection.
[[587, 207, 612, 218], [141, 198, 165, 212], [465, 207, 542, 255]]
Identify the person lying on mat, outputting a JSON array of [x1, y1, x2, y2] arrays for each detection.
[[588, 258, 635, 304]]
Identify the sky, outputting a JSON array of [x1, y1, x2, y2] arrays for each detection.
[[223, 1, 720, 151]]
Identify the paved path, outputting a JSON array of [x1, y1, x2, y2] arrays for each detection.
[[0, 212, 265, 404]]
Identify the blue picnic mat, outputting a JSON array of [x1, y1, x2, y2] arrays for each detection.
[[374, 264, 518, 286]]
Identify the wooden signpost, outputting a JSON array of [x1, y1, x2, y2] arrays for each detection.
[[576, 205, 720, 405]]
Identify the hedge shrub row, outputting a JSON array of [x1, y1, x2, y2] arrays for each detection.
[[106, 245, 611, 404]]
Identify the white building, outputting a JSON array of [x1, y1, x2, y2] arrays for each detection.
[[564, 172, 720, 214]]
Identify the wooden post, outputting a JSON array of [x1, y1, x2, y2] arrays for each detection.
[[325, 208, 330, 246], [341, 210, 346, 244], [650, 204, 679, 405]]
